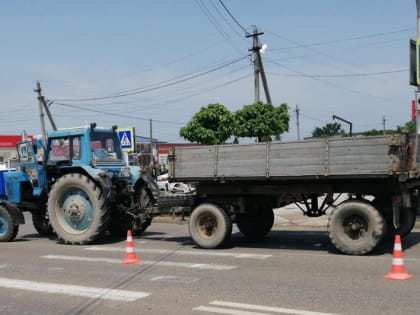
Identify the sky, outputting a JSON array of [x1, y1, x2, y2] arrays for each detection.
[[0, 1, 417, 143]]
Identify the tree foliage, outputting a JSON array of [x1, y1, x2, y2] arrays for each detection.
[[362, 120, 416, 136], [362, 129, 394, 136], [312, 122, 345, 138], [179, 103, 235, 145], [234, 102, 289, 142], [180, 101, 290, 144], [397, 120, 416, 134]]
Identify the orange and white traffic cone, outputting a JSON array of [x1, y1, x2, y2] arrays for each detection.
[[122, 230, 140, 264], [384, 235, 413, 280]]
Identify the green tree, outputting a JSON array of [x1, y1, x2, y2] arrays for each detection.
[[312, 122, 344, 138], [362, 129, 395, 136], [179, 103, 234, 145], [397, 120, 416, 134], [234, 102, 289, 142]]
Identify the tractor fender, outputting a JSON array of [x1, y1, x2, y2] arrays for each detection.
[[139, 173, 160, 192], [129, 166, 160, 192], [0, 202, 25, 225]]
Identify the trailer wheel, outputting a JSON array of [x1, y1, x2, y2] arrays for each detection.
[[48, 173, 110, 245], [328, 200, 384, 255], [0, 205, 19, 242], [189, 203, 232, 249], [237, 202, 274, 238], [372, 197, 416, 240], [32, 207, 54, 236]]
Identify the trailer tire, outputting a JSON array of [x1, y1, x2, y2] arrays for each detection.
[[328, 200, 384, 255], [48, 173, 110, 245], [237, 202, 274, 238], [372, 197, 416, 240], [0, 205, 19, 242], [189, 203, 232, 249]]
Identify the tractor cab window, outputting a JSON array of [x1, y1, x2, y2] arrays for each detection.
[[48, 136, 81, 164], [90, 131, 122, 162], [49, 138, 70, 162]]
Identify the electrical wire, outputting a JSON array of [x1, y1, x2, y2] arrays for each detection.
[[268, 27, 413, 51], [218, 0, 249, 35], [209, 0, 246, 40], [195, 0, 229, 40], [268, 69, 407, 78], [50, 71, 252, 124], [52, 101, 186, 125], [51, 55, 250, 102]]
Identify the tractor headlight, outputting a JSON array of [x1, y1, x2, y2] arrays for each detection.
[[91, 159, 97, 168]]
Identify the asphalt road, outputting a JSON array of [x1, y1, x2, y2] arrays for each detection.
[[1, 213, 420, 315]]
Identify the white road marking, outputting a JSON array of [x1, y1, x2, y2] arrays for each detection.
[[194, 301, 338, 315], [42, 254, 236, 270], [0, 265, 7, 269], [194, 305, 269, 315], [85, 246, 272, 260], [150, 275, 200, 283], [0, 277, 149, 301]]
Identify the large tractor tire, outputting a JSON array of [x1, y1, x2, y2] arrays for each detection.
[[108, 185, 153, 237], [328, 200, 385, 255], [189, 203, 232, 249], [0, 205, 19, 242], [372, 196, 416, 241], [48, 173, 110, 245], [236, 200, 274, 238], [32, 206, 54, 236]]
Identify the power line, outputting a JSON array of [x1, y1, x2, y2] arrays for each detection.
[[209, 0, 245, 40], [52, 101, 185, 125], [39, 39, 233, 85], [195, 0, 229, 40], [267, 59, 403, 104], [51, 55, 250, 102], [51, 72, 252, 124], [218, 0, 249, 35], [268, 69, 407, 78], [268, 27, 413, 51]]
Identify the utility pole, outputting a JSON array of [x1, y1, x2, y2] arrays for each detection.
[[295, 105, 301, 140], [246, 26, 272, 104], [382, 115, 386, 135], [149, 118, 153, 165], [34, 81, 57, 151]]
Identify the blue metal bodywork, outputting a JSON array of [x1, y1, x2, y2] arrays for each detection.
[[3, 126, 141, 204]]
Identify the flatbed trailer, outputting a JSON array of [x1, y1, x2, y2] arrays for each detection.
[[168, 133, 420, 255]]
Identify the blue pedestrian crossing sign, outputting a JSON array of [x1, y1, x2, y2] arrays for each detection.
[[117, 127, 135, 152]]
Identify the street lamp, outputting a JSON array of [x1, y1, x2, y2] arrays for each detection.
[[332, 115, 353, 137]]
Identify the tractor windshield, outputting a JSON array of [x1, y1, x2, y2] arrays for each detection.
[[90, 131, 123, 162]]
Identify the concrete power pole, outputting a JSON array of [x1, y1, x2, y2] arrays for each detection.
[[382, 116, 386, 135], [295, 105, 301, 140], [246, 26, 272, 104], [34, 81, 57, 151]]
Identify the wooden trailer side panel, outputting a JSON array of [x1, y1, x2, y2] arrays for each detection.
[[170, 135, 408, 180]]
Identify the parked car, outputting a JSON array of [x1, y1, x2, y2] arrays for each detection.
[[157, 171, 194, 193]]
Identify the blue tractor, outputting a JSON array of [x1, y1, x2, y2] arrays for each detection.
[[0, 123, 160, 244]]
